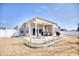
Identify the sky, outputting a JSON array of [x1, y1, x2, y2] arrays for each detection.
[[0, 3, 79, 30]]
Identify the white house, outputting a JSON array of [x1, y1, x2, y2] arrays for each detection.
[[15, 17, 61, 47], [15, 17, 60, 37]]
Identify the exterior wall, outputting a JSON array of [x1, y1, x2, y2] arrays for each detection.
[[45, 25, 52, 33], [53, 24, 59, 32], [53, 24, 60, 36], [37, 24, 43, 29], [18, 23, 59, 37], [19, 22, 57, 37], [31, 23, 44, 30], [0, 30, 19, 37], [18, 25, 26, 36], [17, 22, 30, 37], [31, 23, 53, 36], [31, 24, 52, 32], [18, 23, 30, 36], [25, 23, 30, 36]]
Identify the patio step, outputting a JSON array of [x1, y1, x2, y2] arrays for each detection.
[[24, 37, 62, 48]]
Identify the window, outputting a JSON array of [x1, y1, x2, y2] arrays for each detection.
[[20, 30, 24, 33], [33, 28, 35, 35], [39, 29, 43, 33], [39, 29, 43, 35]]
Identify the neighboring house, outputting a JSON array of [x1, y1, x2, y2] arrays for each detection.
[[15, 17, 61, 47]]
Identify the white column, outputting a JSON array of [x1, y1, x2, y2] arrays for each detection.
[[45, 26, 48, 33], [52, 24, 54, 36], [43, 25, 45, 32], [25, 23, 27, 36], [35, 19, 37, 37], [29, 23, 31, 37], [29, 23, 31, 45], [43, 25, 45, 36]]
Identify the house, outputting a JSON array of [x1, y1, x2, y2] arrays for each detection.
[[15, 17, 60, 37], [15, 17, 61, 47]]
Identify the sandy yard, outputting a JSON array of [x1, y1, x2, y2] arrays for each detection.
[[0, 36, 79, 56]]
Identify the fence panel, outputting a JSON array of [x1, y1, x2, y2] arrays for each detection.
[[0, 30, 19, 37]]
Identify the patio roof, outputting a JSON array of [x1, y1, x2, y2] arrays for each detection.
[[31, 17, 53, 25], [28, 17, 59, 26], [15, 17, 59, 29]]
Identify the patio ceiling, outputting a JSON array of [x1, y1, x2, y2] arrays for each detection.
[[31, 18, 53, 25]]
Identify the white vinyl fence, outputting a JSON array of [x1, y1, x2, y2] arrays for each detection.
[[0, 30, 19, 37], [61, 31, 79, 36]]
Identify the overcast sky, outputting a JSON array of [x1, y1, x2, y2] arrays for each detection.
[[0, 3, 79, 30]]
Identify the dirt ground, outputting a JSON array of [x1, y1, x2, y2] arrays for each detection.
[[0, 36, 79, 56]]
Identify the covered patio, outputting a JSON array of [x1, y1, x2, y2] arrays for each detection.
[[28, 18, 55, 38], [24, 17, 61, 47]]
